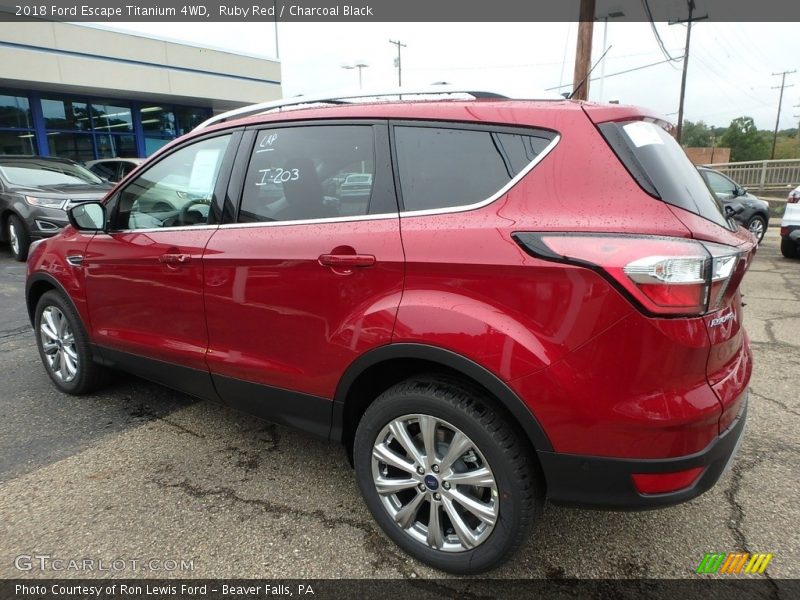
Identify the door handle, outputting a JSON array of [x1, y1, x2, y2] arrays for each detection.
[[159, 253, 191, 265], [318, 254, 376, 268]]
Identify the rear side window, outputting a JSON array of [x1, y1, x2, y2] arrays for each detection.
[[598, 120, 730, 229], [393, 125, 555, 212]]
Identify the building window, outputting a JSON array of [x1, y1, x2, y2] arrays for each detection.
[[140, 104, 211, 156], [0, 93, 36, 155], [46, 132, 96, 162], [90, 101, 133, 133], [0, 131, 36, 155], [41, 98, 90, 130]]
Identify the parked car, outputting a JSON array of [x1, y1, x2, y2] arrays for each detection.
[[339, 172, 373, 197], [0, 156, 112, 261], [25, 89, 756, 574], [84, 158, 144, 183], [780, 184, 800, 258], [697, 167, 770, 243]]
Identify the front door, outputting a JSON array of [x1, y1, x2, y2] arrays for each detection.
[[203, 123, 404, 436], [83, 132, 236, 398]]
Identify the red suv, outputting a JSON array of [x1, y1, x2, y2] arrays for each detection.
[[25, 89, 755, 573]]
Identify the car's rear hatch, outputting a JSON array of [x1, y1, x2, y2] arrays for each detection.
[[583, 104, 756, 433]]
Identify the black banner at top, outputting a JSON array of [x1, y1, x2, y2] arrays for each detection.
[[1, 0, 800, 22]]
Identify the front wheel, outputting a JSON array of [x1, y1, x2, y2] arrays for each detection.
[[747, 215, 766, 244], [353, 376, 539, 573], [7, 214, 30, 261], [35, 290, 110, 395]]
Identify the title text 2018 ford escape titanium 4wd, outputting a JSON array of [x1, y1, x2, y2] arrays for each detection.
[[25, 88, 755, 573]]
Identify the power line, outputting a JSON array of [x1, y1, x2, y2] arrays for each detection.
[[546, 59, 673, 90], [641, 0, 683, 67]]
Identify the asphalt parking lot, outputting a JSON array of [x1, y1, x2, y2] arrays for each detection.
[[0, 229, 797, 580]]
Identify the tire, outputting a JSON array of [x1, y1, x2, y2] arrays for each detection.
[[7, 214, 30, 261], [34, 290, 110, 395], [781, 235, 800, 259], [353, 375, 539, 573], [746, 215, 767, 244]]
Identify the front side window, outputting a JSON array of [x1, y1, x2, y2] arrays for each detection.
[[703, 170, 737, 196], [114, 135, 231, 230], [239, 125, 376, 223], [393, 125, 556, 212]]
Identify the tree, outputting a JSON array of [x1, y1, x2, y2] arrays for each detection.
[[720, 117, 770, 162], [681, 120, 712, 147]]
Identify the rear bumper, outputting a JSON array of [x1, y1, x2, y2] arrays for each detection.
[[538, 392, 747, 509]]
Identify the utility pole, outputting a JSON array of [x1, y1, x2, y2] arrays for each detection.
[[571, 0, 595, 101], [771, 71, 796, 159], [671, 1, 707, 144], [389, 39, 406, 87], [794, 104, 800, 142]]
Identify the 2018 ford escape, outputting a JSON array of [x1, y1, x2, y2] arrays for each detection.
[[25, 88, 755, 573]]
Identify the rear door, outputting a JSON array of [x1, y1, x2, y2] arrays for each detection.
[[202, 122, 404, 436], [83, 131, 238, 398]]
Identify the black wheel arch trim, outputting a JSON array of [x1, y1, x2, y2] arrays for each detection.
[[26, 272, 77, 326], [331, 342, 553, 452], [26, 272, 106, 365]]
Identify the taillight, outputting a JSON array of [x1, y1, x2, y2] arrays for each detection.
[[513, 233, 745, 317], [788, 191, 799, 204]]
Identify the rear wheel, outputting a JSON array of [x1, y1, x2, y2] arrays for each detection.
[[353, 376, 539, 573], [35, 290, 110, 394], [7, 214, 30, 261], [781, 235, 800, 259], [747, 215, 766, 243]]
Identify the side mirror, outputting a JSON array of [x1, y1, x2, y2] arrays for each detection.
[[68, 202, 106, 232], [736, 186, 746, 197], [725, 202, 745, 217]]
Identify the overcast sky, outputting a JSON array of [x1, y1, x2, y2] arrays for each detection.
[[90, 21, 799, 131]]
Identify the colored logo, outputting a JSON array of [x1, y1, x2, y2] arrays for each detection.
[[423, 474, 439, 490], [696, 552, 773, 574]]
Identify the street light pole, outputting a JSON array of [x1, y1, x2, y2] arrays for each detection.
[[341, 62, 369, 89]]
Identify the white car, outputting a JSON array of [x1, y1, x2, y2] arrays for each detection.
[[781, 185, 800, 258]]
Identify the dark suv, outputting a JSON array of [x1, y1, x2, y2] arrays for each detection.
[[0, 156, 111, 260], [25, 89, 755, 573]]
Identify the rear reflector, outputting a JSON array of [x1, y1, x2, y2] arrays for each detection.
[[632, 467, 705, 495], [513, 233, 746, 317]]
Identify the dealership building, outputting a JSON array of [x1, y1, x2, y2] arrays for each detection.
[[0, 22, 281, 161]]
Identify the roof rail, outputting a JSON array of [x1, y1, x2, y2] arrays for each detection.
[[195, 85, 545, 130]]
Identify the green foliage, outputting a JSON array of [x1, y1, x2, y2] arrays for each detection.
[[720, 116, 771, 161], [773, 134, 800, 159], [681, 120, 712, 147]]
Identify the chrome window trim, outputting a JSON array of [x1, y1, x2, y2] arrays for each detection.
[[218, 212, 399, 229], [397, 133, 560, 218], [114, 133, 559, 233], [110, 224, 220, 234]]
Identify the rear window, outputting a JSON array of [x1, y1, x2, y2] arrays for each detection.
[[598, 120, 731, 229], [394, 125, 556, 212]]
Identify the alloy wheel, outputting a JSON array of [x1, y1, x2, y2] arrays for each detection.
[[8, 221, 19, 256], [371, 414, 499, 552], [749, 218, 765, 242], [39, 306, 79, 383]]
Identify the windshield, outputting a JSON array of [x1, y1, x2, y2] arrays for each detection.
[[599, 120, 731, 229], [0, 160, 104, 187]]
